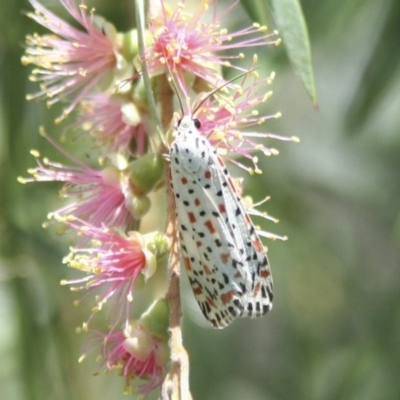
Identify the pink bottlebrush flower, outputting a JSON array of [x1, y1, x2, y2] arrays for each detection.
[[22, 0, 128, 120], [19, 130, 139, 231], [73, 93, 147, 154], [144, 0, 279, 97], [101, 328, 167, 394], [187, 68, 299, 173], [82, 303, 169, 395], [102, 331, 164, 394], [60, 218, 157, 328]]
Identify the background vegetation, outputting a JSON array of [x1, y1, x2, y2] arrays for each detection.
[[1, 0, 399, 399]]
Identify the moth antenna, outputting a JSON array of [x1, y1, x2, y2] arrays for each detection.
[[161, 55, 185, 116], [168, 75, 184, 116], [192, 67, 260, 117], [115, 71, 141, 92]]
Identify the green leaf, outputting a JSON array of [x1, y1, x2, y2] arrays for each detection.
[[345, 0, 400, 134], [270, 0, 317, 104]]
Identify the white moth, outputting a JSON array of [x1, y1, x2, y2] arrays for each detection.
[[169, 115, 273, 328]]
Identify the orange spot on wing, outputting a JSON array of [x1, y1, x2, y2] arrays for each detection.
[[181, 177, 188, 185], [193, 287, 203, 295], [205, 170, 211, 179], [220, 253, 229, 264], [205, 220, 216, 233], [203, 265, 212, 275], [218, 203, 226, 213], [220, 290, 235, 305], [253, 282, 261, 296], [184, 257, 192, 271], [194, 198, 200, 206], [260, 269, 270, 278], [253, 238, 263, 253], [196, 241, 203, 247], [188, 212, 196, 223], [206, 297, 217, 308]]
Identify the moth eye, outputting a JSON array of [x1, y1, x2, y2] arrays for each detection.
[[177, 118, 183, 126], [193, 118, 201, 129]]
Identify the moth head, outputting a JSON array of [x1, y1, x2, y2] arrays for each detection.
[[177, 116, 201, 132]]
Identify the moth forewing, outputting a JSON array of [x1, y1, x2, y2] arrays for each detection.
[[169, 115, 273, 328]]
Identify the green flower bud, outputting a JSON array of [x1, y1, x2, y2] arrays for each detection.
[[128, 154, 164, 196], [140, 299, 169, 341], [132, 74, 158, 111], [125, 195, 151, 220], [119, 29, 136, 61], [144, 231, 170, 261]]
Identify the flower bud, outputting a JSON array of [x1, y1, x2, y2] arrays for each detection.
[[140, 299, 169, 341], [124, 194, 151, 220], [128, 153, 164, 196], [144, 231, 169, 261]]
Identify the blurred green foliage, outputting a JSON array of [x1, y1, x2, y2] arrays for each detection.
[[1, 0, 400, 399]]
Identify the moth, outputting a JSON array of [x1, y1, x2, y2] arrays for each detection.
[[169, 115, 273, 328]]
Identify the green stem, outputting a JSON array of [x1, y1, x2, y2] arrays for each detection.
[[134, 0, 164, 141]]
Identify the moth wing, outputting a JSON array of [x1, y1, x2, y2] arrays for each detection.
[[170, 134, 273, 327], [170, 141, 246, 328], [206, 154, 274, 318]]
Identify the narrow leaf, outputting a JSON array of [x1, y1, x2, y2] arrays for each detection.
[[270, 0, 317, 104]]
